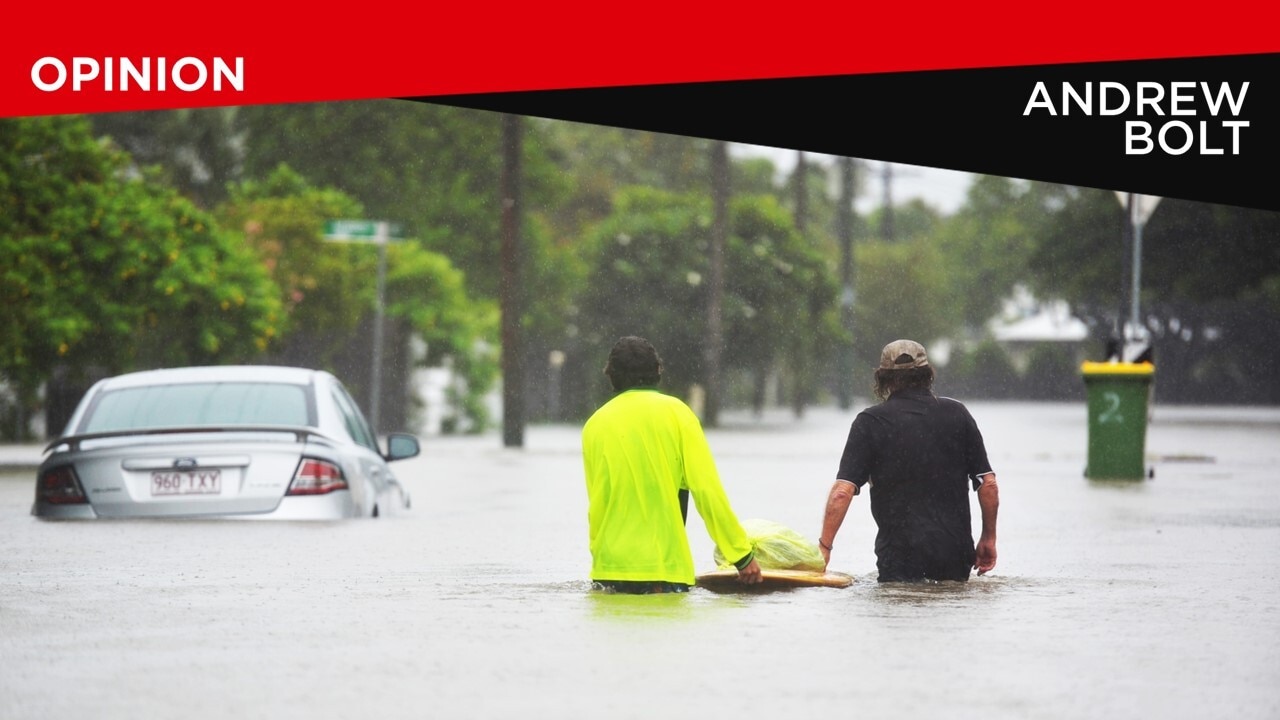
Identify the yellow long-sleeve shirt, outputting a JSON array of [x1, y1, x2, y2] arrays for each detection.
[[582, 388, 753, 585]]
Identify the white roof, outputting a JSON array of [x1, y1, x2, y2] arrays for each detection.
[[97, 365, 329, 390], [991, 310, 1089, 342]]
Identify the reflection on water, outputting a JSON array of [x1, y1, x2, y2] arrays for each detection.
[[870, 575, 1011, 606], [1, 403, 1278, 719]]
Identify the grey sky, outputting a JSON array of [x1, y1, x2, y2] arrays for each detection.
[[731, 143, 974, 216]]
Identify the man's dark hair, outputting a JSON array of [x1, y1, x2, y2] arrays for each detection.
[[605, 336, 663, 392], [872, 365, 936, 402]]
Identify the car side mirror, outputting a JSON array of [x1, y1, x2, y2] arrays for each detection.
[[385, 433, 420, 461]]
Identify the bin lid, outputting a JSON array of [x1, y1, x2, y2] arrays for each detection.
[[1081, 361, 1155, 376]]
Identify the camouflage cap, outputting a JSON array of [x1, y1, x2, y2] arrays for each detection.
[[879, 339, 929, 370]]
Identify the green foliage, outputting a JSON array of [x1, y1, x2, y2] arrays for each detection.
[[235, 101, 568, 299], [941, 338, 1020, 399], [1, 115, 281, 436], [216, 164, 368, 366], [1020, 342, 1082, 400], [575, 186, 837, 408], [851, 237, 960, 370], [385, 243, 499, 432], [90, 108, 241, 208], [216, 164, 499, 430], [933, 176, 1039, 328]]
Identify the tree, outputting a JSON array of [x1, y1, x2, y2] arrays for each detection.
[[851, 236, 960, 373], [1, 115, 281, 438], [574, 186, 837, 415], [236, 100, 568, 300], [90, 107, 242, 208], [933, 175, 1038, 330], [215, 164, 499, 431]]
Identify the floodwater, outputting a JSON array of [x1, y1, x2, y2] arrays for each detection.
[[2, 401, 1278, 720]]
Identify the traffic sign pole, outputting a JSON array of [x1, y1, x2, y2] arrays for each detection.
[[323, 219, 402, 438]]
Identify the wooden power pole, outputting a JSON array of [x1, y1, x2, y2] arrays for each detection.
[[500, 114, 525, 448], [704, 140, 730, 427]]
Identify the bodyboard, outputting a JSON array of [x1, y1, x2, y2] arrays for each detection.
[[695, 568, 853, 591]]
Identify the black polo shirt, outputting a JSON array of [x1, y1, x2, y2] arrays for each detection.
[[836, 388, 993, 582]]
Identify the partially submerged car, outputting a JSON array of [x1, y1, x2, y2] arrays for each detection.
[[33, 365, 419, 520]]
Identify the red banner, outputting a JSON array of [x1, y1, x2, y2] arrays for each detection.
[[4, 0, 1279, 117]]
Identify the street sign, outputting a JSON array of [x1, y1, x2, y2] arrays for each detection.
[[1112, 192, 1163, 346], [1113, 192, 1162, 227], [321, 218, 404, 434], [323, 219, 403, 243]]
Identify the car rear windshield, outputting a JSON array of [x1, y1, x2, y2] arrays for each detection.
[[81, 382, 311, 432]]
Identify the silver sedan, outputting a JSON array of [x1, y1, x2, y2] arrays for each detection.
[[32, 365, 419, 520]]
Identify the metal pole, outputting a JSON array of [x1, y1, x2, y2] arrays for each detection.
[[370, 222, 387, 437], [500, 114, 525, 448], [836, 157, 855, 410], [1118, 192, 1134, 344], [1130, 211, 1144, 342], [705, 140, 729, 428]]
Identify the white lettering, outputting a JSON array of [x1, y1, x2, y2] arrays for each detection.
[[1099, 82, 1129, 115], [1023, 82, 1057, 115], [1136, 82, 1165, 116], [31, 57, 66, 92], [1158, 121, 1194, 155], [171, 57, 206, 91], [1063, 82, 1091, 115], [1169, 82, 1196, 116], [1202, 81, 1248, 116], [120, 57, 149, 91], [1125, 122, 1154, 154], [1223, 120, 1249, 154], [72, 57, 99, 91], [1198, 121, 1224, 155], [26, 56, 241, 93], [213, 57, 243, 91]]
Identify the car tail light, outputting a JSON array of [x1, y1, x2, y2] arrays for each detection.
[[287, 458, 348, 495], [38, 465, 87, 504]]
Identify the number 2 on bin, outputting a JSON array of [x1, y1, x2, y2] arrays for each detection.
[[1099, 391, 1124, 424]]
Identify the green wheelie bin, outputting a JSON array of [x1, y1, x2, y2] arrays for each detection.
[[1081, 361, 1155, 480]]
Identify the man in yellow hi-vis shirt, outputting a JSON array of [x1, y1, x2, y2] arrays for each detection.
[[583, 336, 762, 593]]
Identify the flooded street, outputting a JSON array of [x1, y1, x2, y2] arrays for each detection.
[[2, 401, 1279, 720]]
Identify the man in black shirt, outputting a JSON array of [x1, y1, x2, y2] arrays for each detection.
[[818, 339, 1000, 582]]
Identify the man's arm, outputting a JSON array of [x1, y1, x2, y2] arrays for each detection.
[[819, 480, 858, 569], [974, 472, 999, 575], [677, 408, 760, 583]]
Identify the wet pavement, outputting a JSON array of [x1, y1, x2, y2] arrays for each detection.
[[1, 400, 1278, 720]]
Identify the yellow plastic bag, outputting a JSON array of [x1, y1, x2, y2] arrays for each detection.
[[714, 518, 825, 572]]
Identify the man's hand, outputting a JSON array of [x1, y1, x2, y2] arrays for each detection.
[[736, 558, 763, 584], [974, 537, 997, 575]]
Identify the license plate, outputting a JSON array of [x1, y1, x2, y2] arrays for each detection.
[[151, 470, 222, 495]]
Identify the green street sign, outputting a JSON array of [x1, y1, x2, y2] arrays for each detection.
[[323, 219, 403, 242]]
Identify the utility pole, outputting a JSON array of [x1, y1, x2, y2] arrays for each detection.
[[1117, 193, 1134, 348], [323, 219, 403, 436], [1112, 191, 1162, 357], [792, 151, 810, 419], [836, 156, 856, 410], [704, 140, 729, 428], [500, 114, 525, 448], [881, 162, 894, 242], [370, 228, 388, 434]]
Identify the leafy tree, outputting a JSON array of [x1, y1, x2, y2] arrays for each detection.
[[574, 186, 837, 413], [235, 100, 569, 300], [933, 175, 1039, 330], [215, 164, 499, 430], [850, 236, 960, 372], [1, 115, 281, 438], [90, 107, 242, 208]]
